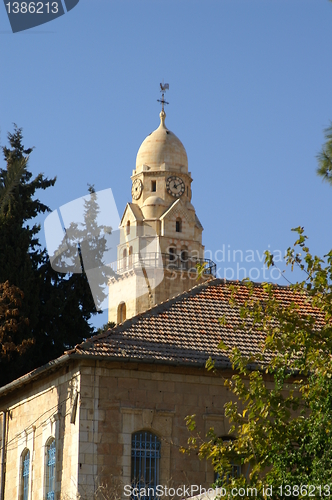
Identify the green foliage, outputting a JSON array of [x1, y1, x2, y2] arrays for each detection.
[[0, 157, 28, 214], [317, 122, 332, 185], [184, 227, 332, 499], [96, 321, 116, 335]]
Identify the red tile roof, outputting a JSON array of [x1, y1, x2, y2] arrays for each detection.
[[71, 279, 323, 367]]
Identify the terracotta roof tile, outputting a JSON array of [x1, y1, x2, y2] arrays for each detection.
[[72, 279, 324, 367]]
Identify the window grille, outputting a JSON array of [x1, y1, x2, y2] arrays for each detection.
[[22, 449, 30, 500], [131, 431, 161, 499], [214, 437, 241, 484], [214, 464, 241, 483], [46, 440, 56, 500]]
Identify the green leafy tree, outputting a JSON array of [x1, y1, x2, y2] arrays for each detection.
[[183, 229, 332, 499]]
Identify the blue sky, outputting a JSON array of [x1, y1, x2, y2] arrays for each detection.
[[1, 0, 332, 328]]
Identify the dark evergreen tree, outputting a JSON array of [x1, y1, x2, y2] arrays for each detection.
[[0, 126, 109, 385], [317, 122, 332, 185]]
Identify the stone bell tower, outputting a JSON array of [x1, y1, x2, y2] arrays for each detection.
[[108, 88, 215, 324]]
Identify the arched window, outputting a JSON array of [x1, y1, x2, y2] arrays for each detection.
[[129, 246, 133, 268], [131, 431, 160, 498], [126, 220, 131, 235], [169, 247, 176, 262], [21, 448, 30, 500], [117, 302, 126, 323], [122, 248, 127, 270], [175, 217, 182, 233], [45, 438, 56, 500], [180, 248, 189, 269]]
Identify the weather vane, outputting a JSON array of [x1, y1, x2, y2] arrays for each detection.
[[157, 82, 169, 112]]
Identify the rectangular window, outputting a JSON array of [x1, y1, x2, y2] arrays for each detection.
[[151, 180, 156, 192]]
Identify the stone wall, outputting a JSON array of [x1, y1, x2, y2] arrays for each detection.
[[0, 358, 238, 500], [78, 360, 235, 499], [0, 362, 80, 500]]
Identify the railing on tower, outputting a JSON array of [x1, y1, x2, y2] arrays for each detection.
[[109, 252, 216, 277]]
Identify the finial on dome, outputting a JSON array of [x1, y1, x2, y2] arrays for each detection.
[[157, 82, 169, 113], [159, 110, 166, 127]]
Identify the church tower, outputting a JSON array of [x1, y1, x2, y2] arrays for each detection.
[[108, 89, 216, 324]]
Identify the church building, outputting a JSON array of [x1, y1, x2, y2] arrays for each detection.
[[0, 92, 310, 500]]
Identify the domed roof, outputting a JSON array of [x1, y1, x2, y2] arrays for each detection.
[[136, 111, 188, 172], [141, 195, 167, 219], [142, 196, 167, 207]]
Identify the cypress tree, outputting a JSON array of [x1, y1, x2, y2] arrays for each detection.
[[0, 126, 108, 385]]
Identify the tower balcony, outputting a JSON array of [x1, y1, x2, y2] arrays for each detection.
[[110, 252, 216, 277]]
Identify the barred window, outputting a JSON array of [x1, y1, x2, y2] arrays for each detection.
[[214, 437, 241, 484], [131, 431, 161, 499], [21, 449, 30, 500], [214, 464, 241, 482], [45, 439, 56, 500]]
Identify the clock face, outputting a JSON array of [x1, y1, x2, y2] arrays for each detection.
[[132, 179, 143, 200], [166, 176, 185, 197]]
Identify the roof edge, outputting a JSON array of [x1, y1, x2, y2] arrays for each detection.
[[0, 353, 71, 400], [0, 350, 233, 401]]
